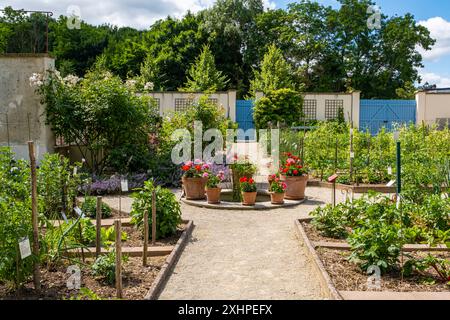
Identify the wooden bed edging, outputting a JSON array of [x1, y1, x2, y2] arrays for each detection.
[[297, 218, 450, 300], [64, 246, 173, 258], [144, 220, 195, 300], [294, 219, 342, 300]]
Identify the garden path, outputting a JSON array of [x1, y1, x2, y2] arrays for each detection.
[[103, 187, 353, 300]]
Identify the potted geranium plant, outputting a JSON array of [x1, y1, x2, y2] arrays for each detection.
[[205, 171, 225, 204], [279, 153, 309, 200], [269, 178, 287, 204], [240, 177, 257, 206], [181, 160, 209, 200]]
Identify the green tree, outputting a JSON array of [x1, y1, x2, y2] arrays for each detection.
[[249, 44, 296, 96], [396, 81, 417, 100], [180, 45, 229, 92], [253, 89, 303, 129]]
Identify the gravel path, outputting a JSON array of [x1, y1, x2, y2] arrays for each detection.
[[157, 187, 352, 300], [102, 186, 354, 300]]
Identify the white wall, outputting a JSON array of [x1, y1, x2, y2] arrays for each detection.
[[302, 92, 360, 127], [416, 91, 450, 126], [147, 90, 237, 122], [255, 91, 361, 127], [0, 54, 55, 162]]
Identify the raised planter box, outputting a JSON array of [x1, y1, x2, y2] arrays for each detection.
[[307, 179, 396, 194], [295, 218, 450, 300]]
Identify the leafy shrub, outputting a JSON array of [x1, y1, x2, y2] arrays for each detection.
[[253, 88, 303, 129], [81, 196, 112, 219], [36, 67, 161, 175], [91, 250, 128, 285], [131, 180, 182, 239]]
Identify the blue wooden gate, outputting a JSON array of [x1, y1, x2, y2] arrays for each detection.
[[360, 100, 416, 135], [236, 100, 255, 140]]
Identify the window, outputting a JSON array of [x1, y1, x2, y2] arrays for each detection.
[[175, 98, 193, 112], [325, 100, 344, 120], [301, 99, 317, 120]]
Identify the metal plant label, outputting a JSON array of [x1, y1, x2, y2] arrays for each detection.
[[121, 179, 129, 192], [19, 237, 31, 259]]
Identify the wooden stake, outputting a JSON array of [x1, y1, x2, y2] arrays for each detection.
[[28, 141, 41, 291], [152, 190, 156, 246], [115, 219, 123, 299], [143, 208, 149, 266], [96, 197, 102, 258]]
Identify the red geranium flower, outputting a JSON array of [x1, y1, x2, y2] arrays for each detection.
[[293, 170, 298, 175], [182, 165, 190, 171], [195, 165, 202, 171], [249, 178, 254, 184], [240, 177, 248, 183]]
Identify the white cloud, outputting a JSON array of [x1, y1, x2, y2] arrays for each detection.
[[418, 17, 450, 62], [1, 0, 276, 29], [420, 72, 450, 88]]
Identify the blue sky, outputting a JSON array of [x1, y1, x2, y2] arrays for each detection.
[[274, 0, 450, 87]]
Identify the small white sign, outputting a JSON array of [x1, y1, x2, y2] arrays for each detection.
[[350, 152, 355, 159], [386, 180, 396, 187], [19, 237, 32, 259], [121, 179, 129, 192], [388, 166, 392, 175], [74, 207, 84, 218], [73, 166, 78, 175]]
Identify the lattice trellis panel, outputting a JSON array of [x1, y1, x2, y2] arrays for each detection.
[[174, 98, 194, 112], [325, 100, 344, 120], [301, 99, 317, 120]]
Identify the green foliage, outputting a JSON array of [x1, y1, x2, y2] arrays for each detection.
[[404, 254, 450, 284], [131, 181, 182, 239], [38, 154, 83, 219], [37, 66, 161, 174], [396, 82, 417, 100], [249, 44, 296, 96], [2, 1, 435, 99], [0, 148, 34, 287], [157, 96, 235, 185], [91, 250, 128, 285], [100, 226, 128, 247], [253, 89, 303, 129], [181, 45, 229, 92], [67, 287, 103, 300], [81, 197, 112, 219]]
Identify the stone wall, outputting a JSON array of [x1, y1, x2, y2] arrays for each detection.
[[0, 54, 55, 161]]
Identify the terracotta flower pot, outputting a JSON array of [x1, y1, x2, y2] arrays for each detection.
[[206, 187, 221, 204], [182, 176, 207, 200], [270, 192, 285, 205], [280, 175, 308, 200], [241, 192, 257, 206]]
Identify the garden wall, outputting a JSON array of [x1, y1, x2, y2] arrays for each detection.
[[0, 54, 55, 162], [416, 90, 450, 126], [256, 91, 361, 127], [146, 90, 237, 121]]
